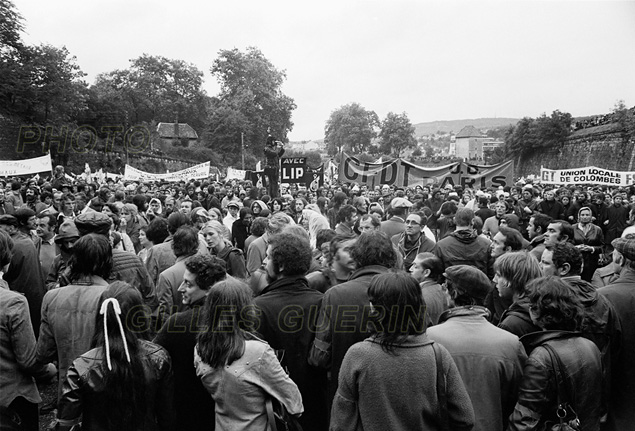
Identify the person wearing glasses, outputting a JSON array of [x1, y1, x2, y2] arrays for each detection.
[[391, 211, 435, 269]]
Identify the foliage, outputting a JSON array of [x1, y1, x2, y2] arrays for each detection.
[[324, 102, 379, 156], [283, 148, 323, 168], [91, 55, 208, 130], [205, 47, 296, 164], [0, 0, 23, 52], [504, 110, 572, 160], [411, 147, 422, 157], [378, 111, 417, 157], [612, 100, 635, 141]]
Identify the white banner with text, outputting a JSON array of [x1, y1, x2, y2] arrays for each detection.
[[0, 154, 52, 177], [540, 166, 635, 186], [124, 162, 210, 182]]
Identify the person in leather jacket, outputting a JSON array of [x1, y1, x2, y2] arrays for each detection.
[[507, 276, 602, 431], [56, 282, 175, 431]]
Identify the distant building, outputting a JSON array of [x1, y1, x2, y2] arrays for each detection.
[[454, 126, 494, 160], [155, 122, 198, 148], [449, 134, 457, 156]]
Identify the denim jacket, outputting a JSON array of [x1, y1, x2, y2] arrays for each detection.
[[195, 338, 303, 430]]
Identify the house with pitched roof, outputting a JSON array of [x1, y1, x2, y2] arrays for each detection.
[[155, 122, 198, 149], [455, 125, 487, 160]]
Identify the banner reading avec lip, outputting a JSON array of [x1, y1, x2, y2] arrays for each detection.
[[540, 166, 635, 186], [338, 153, 513, 189]]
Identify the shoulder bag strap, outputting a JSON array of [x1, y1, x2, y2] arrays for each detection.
[[265, 397, 278, 431], [432, 342, 449, 431], [543, 343, 577, 411]]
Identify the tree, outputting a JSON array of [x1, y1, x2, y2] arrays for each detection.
[[378, 111, 417, 157], [613, 100, 635, 141], [504, 110, 572, 161], [205, 47, 296, 163], [324, 103, 379, 156], [91, 55, 208, 130]]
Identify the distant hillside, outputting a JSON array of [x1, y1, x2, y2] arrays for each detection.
[[413, 118, 519, 136]]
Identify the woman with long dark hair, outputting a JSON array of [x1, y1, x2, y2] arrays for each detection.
[[195, 278, 303, 430], [508, 276, 602, 430], [330, 271, 474, 430], [56, 281, 174, 431]]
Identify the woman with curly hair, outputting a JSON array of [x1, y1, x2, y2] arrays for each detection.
[[57, 281, 175, 431], [508, 276, 602, 431], [195, 278, 303, 430]]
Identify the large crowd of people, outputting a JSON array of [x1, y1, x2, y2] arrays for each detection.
[[2, 163, 635, 431]]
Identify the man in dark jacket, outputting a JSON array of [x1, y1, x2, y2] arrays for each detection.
[[598, 237, 635, 430], [309, 230, 397, 410], [428, 265, 526, 431], [380, 197, 411, 238], [535, 189, 564, 220], [154, 254, 226, 431], [255, 232, 327, 431], [391, 210, 435, 269], [434, 208, 493, 278], [526, 213, 552, 262]]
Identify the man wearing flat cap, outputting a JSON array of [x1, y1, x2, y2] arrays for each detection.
[[428, 265, 526, 431], [380, 197, 412, 238], [598, 237, 635, 430]]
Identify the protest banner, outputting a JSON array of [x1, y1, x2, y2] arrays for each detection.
[[226, 167, 247, 180], [540, 166, 635, 186], [338, 153, 513, 189], [124, 161, 209, 182], [281, 157, 307, 183], [305, 164, 324, 191], [0, 154, 52, 177]]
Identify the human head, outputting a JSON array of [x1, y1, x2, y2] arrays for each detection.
[[0, 229, 14, 271], [14, 208, 37, 232], [494, 251, 542, 301], [171, 226, 200, 258], [329, 235, 357, 278], [544, 220, 574, 248], [196, 278, 257, 367], [491, 226, 524, 259], [526, 276, 583, 331], [180, 198, 193, 214], [94, 281, 149, 345], [267, 212, 294, 235], [36, 212, 57, 240], [578, 207, 593, 225], [250, 217, 268, 238], [409, 252, 443, 283], [454, 208, 474, 228], [200, 220, 230, 252], [367, 271, 426, 352], [265, 233, 312, 281], [540, 242, 582, 277], [226, 202, 239, 218], [444, 265, 492, 306], [350, 230, 396, 269], [179, 254, 227, 305], [0, 215, 18, 236], [609, 237, 635, 275], [358, 213, 381, 233], [404, 211, 427, 238], [145, 217, 170, 245], [68, 234, 113, 281], [527, 213, 552, 240], [337, 204, 358, 227]]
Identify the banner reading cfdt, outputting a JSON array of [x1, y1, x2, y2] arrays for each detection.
[[338, 153, 513, 189]]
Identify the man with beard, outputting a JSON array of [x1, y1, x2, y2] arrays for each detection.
[[22, 185, 47, 214], [255, 232, 327, 431], [604, 193, 629, 249], [391, 211, 435, 269]]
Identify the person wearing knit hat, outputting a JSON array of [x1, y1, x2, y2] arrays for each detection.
[[427, 264, 527, 431]]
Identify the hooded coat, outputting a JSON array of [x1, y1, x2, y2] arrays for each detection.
[[433, 229, 493, 278]]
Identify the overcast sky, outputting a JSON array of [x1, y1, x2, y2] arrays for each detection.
[[13, 0, 635, 141]]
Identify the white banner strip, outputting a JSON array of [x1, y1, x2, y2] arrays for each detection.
[[540, 166, 635, 186], [226, 167, 246, 180], [124, 161, 210, 182], [0, 154, 52, 177]]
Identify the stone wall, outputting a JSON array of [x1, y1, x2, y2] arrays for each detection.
[[516, 125, 634, 177]]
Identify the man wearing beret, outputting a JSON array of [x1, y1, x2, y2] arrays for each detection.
[[428, 265, 526, 431], [598, 237, 635, 430]]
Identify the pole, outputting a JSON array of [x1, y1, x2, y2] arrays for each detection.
[[241, 132, 245, 170]]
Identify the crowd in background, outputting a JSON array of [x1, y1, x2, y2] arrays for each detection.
[[2, 163, 635, 431]]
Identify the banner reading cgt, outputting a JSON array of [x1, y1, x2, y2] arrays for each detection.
[[281, 157, 307, 183]]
